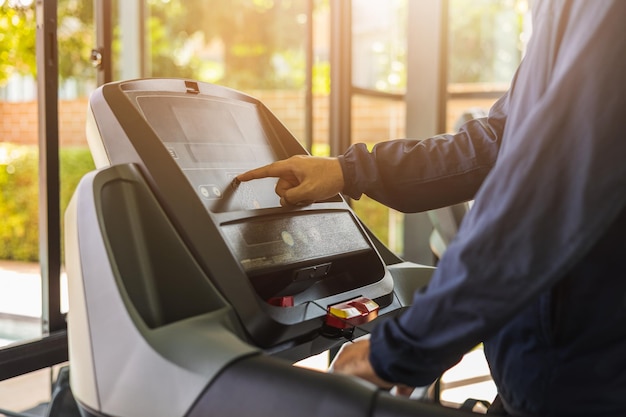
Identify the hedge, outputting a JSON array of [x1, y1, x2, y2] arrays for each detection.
[[0, 143, 95, 262]]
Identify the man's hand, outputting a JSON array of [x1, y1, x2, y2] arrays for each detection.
[[330, 339, 414, 396], [236, 155, 344, 207]]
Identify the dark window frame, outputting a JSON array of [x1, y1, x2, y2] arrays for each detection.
[[0, 0, 67, 382]]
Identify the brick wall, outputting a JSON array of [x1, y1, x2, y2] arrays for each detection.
[[0, 98, 89, 147], [0, 101, 39, 146], [0, 93, 494, 148]]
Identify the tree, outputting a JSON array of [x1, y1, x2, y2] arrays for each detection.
[[57, 0, 94, 86], [1, 0, 319, 91], [448, 0, 527, 84], [0, 0, 93, 87], [146, 0, 308, 89], [0, 3, 36, 86]]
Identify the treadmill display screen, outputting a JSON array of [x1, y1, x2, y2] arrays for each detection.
[[221, 212, 371, 273], [133, 93, 284, 212], [120, 86, 381, 299]]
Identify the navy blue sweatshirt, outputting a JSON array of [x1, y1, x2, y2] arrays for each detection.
[[338, 1, 626, 415]]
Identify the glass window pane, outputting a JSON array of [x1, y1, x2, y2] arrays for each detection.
[[449, 0, 529, 85], [58, 0, 97, 315], [350, 93, 406, 253], [311, 0, 330, 156], [0, 365, 68, 413], [0, 0, 43, 347], [0, 0, 96, 347], [350, 1, 407, 252], [352, 95, 405, 143], [352, 0, 407, 94], [144, 0, 310, 147], [447, 0, 531, 130]]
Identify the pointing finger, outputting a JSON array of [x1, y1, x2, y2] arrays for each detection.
[[237, 160, 294, 182]]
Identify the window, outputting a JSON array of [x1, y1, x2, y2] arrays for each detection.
[[0, 1, 95, 410], [143, 0, 314, 150], [446, 0, 531, 131], [0, 0, 42, 349], [349, 0, 407, 254]]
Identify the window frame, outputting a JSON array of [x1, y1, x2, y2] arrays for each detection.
[[0, 0, 67, 382]]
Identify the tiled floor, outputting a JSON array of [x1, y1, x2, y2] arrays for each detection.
[[0, 261, 64, 415], [0, 367, 56, 415], [0, 261, 44, 319]]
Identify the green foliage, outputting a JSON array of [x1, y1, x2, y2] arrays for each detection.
[[146, 0, 308, 89], [352, 195, 389, 247], [59, 146, 96, 218], [0, 0, 527, 92], [57, 0, 95, 86], [2, 0, 329, 92], [0, 4, 36, 86], [0, 0, 94, 86], [0, 143, 94, 262], [312, 61, 330, 95], [448, 0, 527, 84], [310, 142, 329, 157], [0, 144, 39, 261]]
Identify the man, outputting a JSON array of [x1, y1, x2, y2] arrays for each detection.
[[237, 1, 626, 415]]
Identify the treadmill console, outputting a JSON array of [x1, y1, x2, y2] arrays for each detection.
[[86, 78, 398, 352]]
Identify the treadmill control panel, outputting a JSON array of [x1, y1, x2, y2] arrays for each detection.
[[131, 93, 283, 212], [114, 82, 387, 303]]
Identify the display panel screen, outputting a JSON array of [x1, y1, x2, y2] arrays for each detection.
[[221, 211, 371, 273], [131, 93, 284, 212], [126, 89, 376, 288]]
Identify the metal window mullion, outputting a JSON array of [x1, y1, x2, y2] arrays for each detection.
[[36, 0, 64, 335], [329, 0, 352, 156], [95, 0, 113, 85], [304, 0, 313, 152]]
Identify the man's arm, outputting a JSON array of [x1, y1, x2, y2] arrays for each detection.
[[237, 93, 507, 210], [339, 95, 507, 213]]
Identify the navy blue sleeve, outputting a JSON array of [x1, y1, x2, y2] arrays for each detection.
[[367, 0, 626, 388], [338, 95, 507, 213]]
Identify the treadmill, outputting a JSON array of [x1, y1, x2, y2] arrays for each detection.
[[64, 78, 475, 417]]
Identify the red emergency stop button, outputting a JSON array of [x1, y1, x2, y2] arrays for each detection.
[[325, 297, 379, 329]]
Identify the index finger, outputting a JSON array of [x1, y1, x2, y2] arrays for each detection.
[[236, 161, 289, 182]]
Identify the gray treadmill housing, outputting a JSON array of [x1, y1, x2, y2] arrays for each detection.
[[64, 78, 472, 417], [84, 78, 402, 351], [65, 163, 259, 416]]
